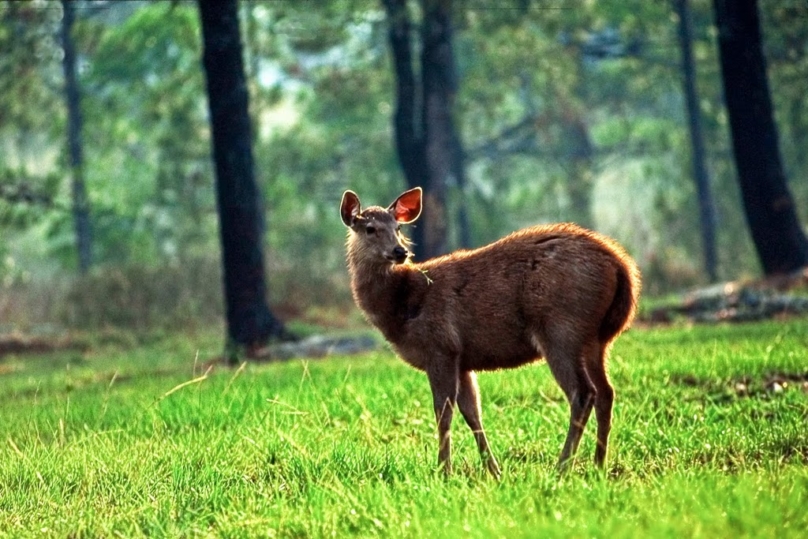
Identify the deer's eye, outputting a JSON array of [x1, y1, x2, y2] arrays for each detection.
[[366, 226, 376, 235]]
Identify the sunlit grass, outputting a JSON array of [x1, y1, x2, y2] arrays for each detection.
[[0, 321, 806, 537]]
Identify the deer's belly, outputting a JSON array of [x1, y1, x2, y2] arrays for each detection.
[[461, 344, 542, 372]]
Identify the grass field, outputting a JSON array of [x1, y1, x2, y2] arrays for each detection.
[[0, 320, 806, 537]]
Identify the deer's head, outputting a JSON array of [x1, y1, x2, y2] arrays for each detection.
[[340, 188, 422, 265]]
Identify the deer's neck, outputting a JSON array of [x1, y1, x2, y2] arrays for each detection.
[[347, 255, 427, 344]]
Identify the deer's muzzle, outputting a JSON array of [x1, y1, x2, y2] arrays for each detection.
[[390, 246, 408, 264]]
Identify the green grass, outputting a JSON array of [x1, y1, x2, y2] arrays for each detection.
[[1, 321, 806, 537]]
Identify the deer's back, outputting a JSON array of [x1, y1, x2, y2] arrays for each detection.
[[406, 223, 631, 371]]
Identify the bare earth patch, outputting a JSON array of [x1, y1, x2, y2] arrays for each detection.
[[0, 332, 88, 358]]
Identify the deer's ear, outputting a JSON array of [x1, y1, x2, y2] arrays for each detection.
[[388, 187, 422, 224], [340, 190, 361, 227]]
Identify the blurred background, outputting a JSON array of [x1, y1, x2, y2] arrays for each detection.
[[1, 0, 806, 341]]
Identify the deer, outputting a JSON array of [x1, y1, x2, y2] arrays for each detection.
[[340, 187, 641, 478]]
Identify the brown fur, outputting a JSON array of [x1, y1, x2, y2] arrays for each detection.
[[341, 188, 641, 477]]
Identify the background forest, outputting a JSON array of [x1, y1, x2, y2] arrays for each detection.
[[1, 0, 807, 335]]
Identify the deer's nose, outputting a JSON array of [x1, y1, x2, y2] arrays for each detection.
[[392, 246, 408, 263]]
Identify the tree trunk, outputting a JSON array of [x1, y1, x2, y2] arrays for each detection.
[[713, 0, 808, 275], [382, 0, 427, 257], [676, 0, 718, 282], [60, 0, 92, 274], [419, 0, 454, 259], [382, 0, 465, 260], [197, 0, 291, 359]]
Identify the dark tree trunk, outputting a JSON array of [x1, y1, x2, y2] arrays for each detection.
[[60, 0, 92, 274], [383, 0, 466, 260], [676, 0, 718, 282], [713, 0, 808, 275], [197, 0, 290, 358], [382, 0, 427, 257], [419, 0, 454, 259]]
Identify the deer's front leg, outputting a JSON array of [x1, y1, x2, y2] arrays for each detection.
[[458, 370, 501, 479], [427, 359, 459, 476]]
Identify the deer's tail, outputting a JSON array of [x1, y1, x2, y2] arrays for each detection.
[[599, 259, 641, 343]]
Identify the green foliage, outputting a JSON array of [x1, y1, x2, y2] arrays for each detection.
[[0, 2, 66, 258], [2, 0, 808, 327], [0, 2, 63, 136], [0, 321, 807, 535], [82, 3, 214, 264], [1, 2, 216, 270]]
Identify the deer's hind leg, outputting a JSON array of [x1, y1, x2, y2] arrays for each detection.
[[457, 370, 501, 479], [584, 341, 614, 468], [538, 332, 596, 472]]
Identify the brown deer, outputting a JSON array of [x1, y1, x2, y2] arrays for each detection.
[[340, 187, 640, 477]]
